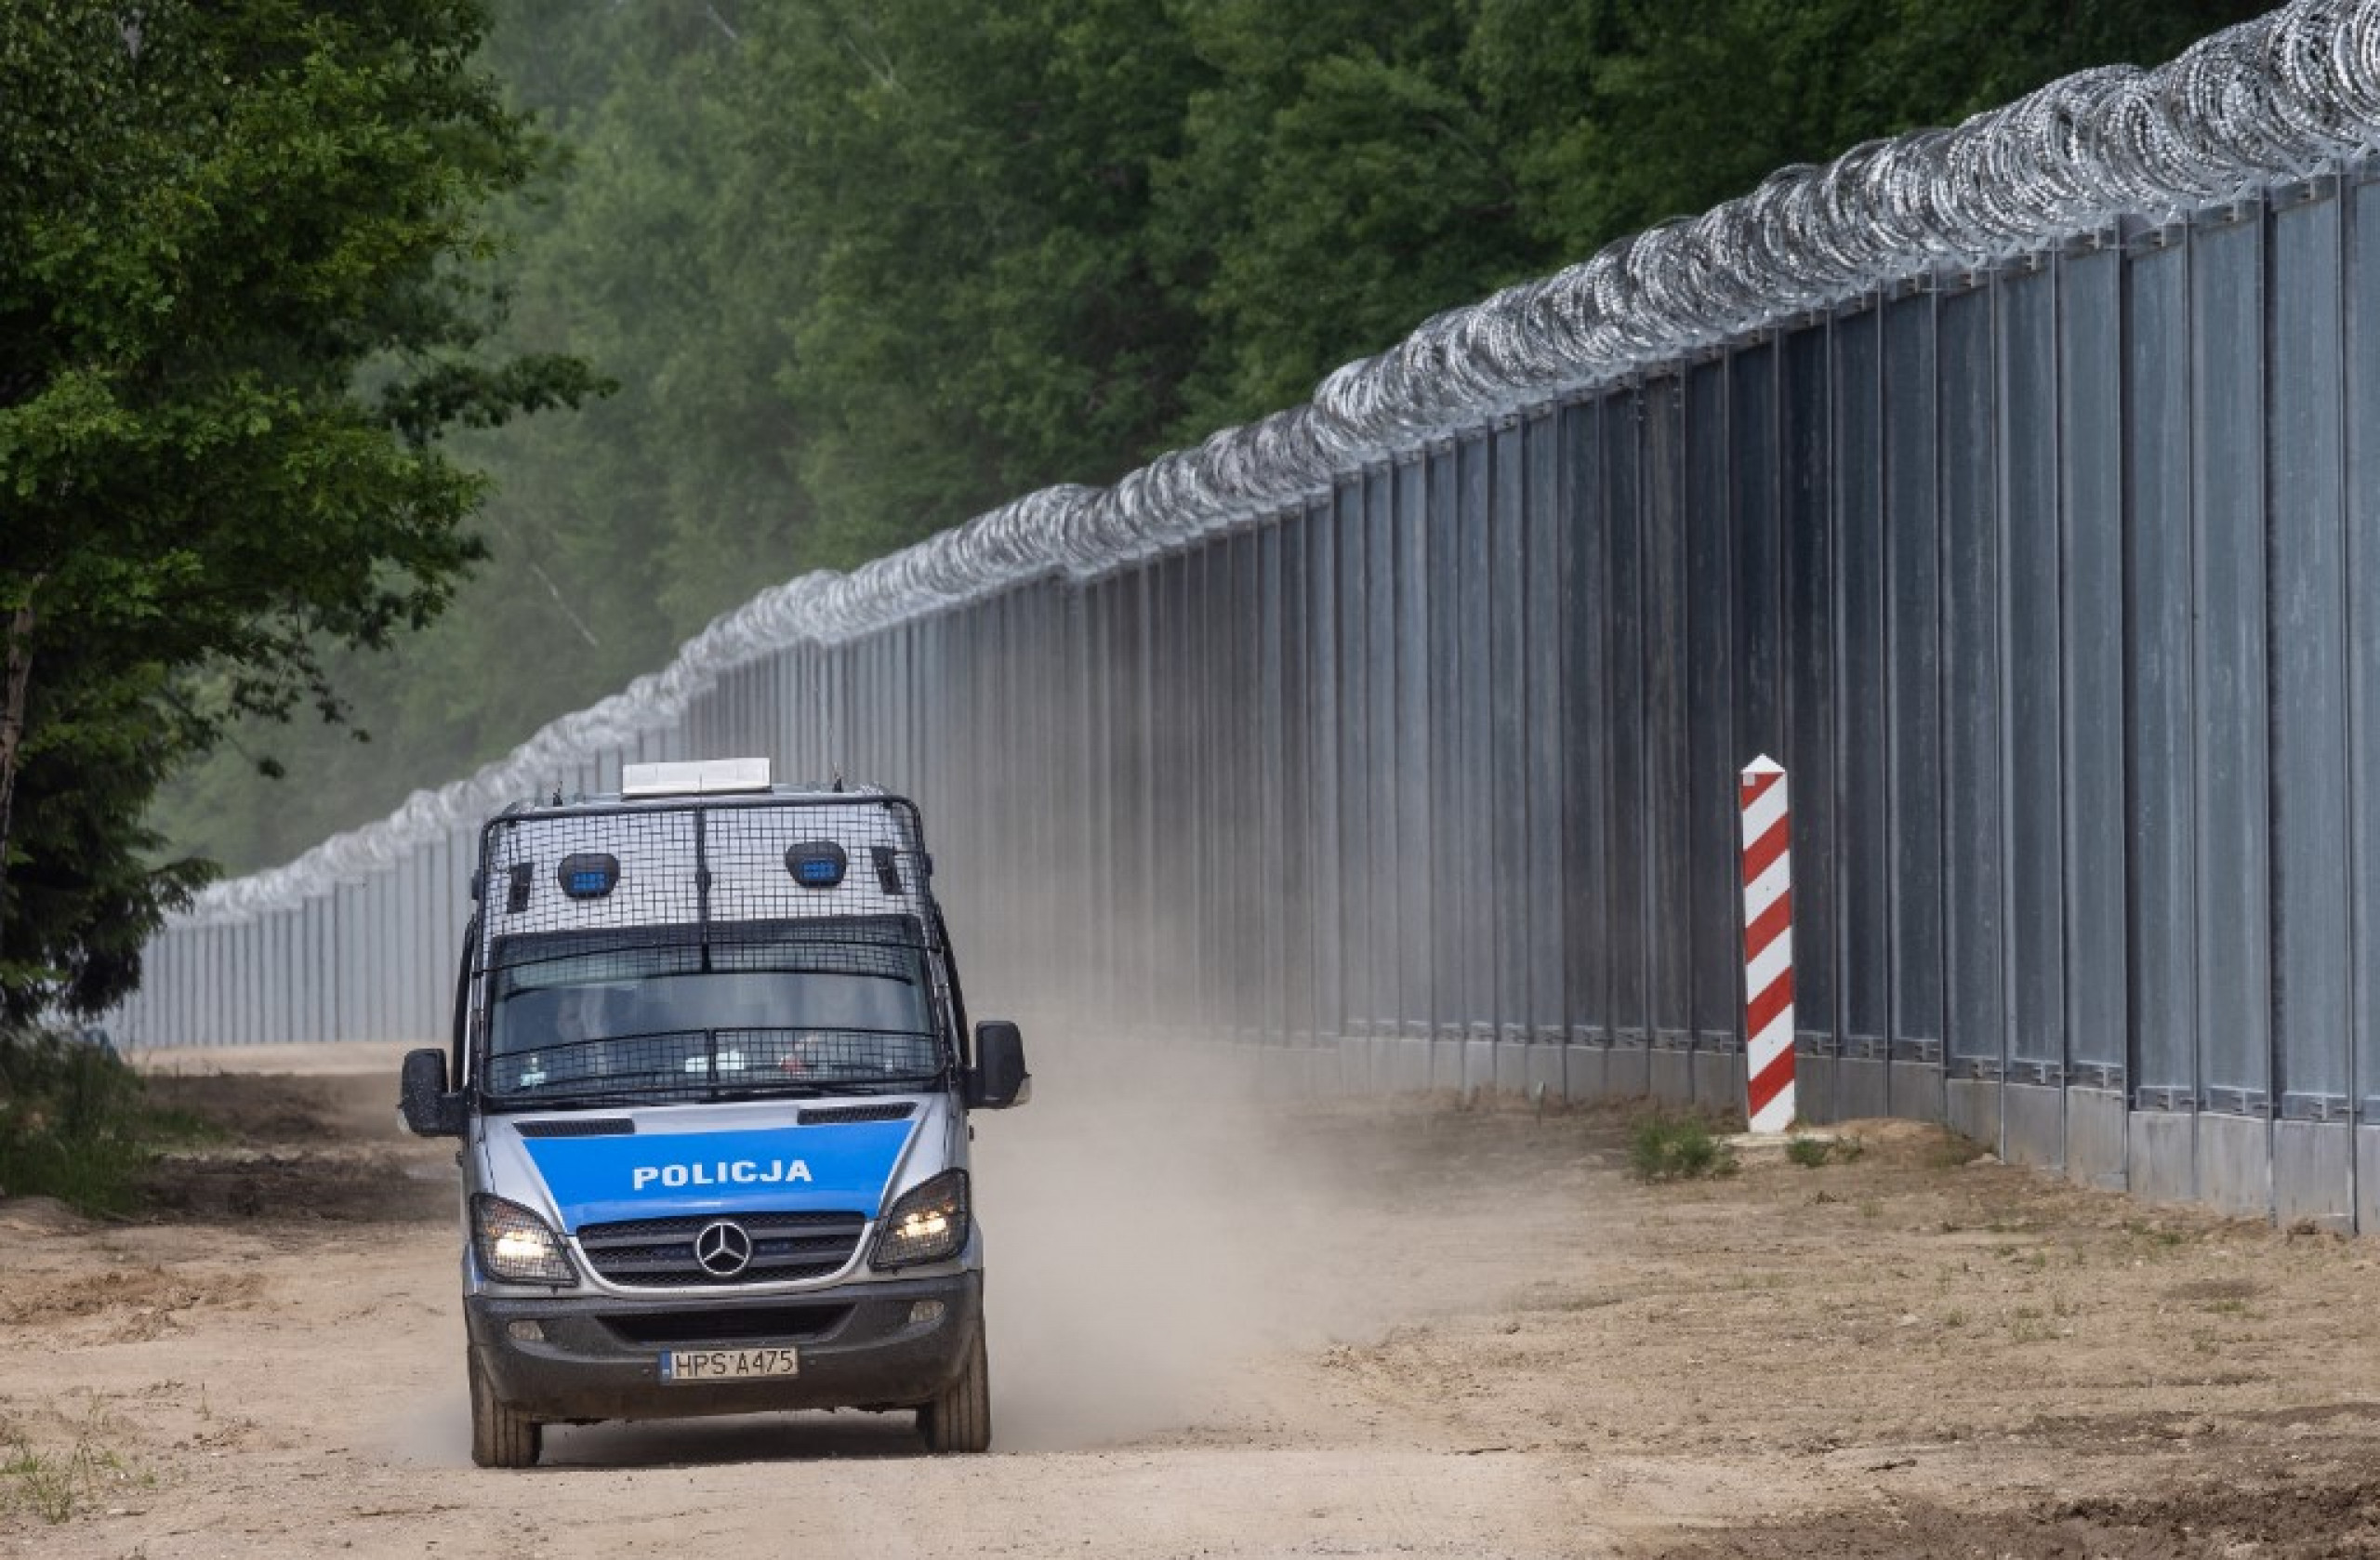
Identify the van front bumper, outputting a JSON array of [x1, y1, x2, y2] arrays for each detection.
[[465, 1270, 980, 1424]]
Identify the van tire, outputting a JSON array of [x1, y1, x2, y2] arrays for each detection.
[[918, 1322, 990, 1453], [469, 1346, 543, 1468]]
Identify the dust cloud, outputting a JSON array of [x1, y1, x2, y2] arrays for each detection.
[[972, 1028, 1392, 1451], [387, 1384, 472, 1469], [324, 1026, 1402, 1461]]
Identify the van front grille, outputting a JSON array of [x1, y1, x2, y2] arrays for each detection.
[[575, 1211, 867, 1287], [602, 1303, 853, 1346]]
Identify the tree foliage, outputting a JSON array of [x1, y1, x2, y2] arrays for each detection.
[[0, 0, 602, 1019], [154, 0, 2268, 881]]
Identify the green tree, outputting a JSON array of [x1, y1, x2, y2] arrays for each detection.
[[0, 0, 602, 1017], [1155, 1, 1535, 430], [744, 0, 1212, 551]]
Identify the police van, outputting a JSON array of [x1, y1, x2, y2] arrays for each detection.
[[398, 759, 1030, 1467]]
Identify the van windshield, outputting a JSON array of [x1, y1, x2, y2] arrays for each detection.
[[480, 922, 944, 1106]]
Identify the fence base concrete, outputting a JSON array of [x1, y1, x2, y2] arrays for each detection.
[[2357, 1129, 2380, 1234], [2002, 1083, 2064, 1171], [1693, 1051, 1743, 1114], [1606, 1043, 1650, 1098], [2064, 1088, 2129, 1190], [1563, 1047, 1608, 1103], [2273, 1120, 2353, 1232], [1494, 1036, 1531, 1095], [1385, 1034, 1433, 1093], [2129, 1111, 2197, 1207], [1649, 1047, 1695, 1105], [1890, 1063, 1945, 1124], [1457, 1032, 1491, 1093], [1066, 1028, 2369, 1239], [2197, 1113, 2272, 1219], [1836, 1055, 1888, 1119], [1946, 1077, 2003, 1151], [1525, 1043, 1567, 1101]]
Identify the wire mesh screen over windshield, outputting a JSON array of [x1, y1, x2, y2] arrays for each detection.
[[471, 795, 948, 1107]]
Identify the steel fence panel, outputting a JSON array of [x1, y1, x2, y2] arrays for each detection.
[[1561, 402, 1610, 1054], [1454, 434, 1493, 1072], [1364, 467, 1401, 1054], [1684, 364, 1738, 1064], [1276, 516, 1314, 1042], [1395, 457, 1435, 1041], [1833, 305, 1890, 1114], [1730, 347, 1784, 773], [1219, 530, 1260, 1042], [1332, 482, 1369, 1039], [1522, 413, 1566, 1052], [1781, 324, 1837, 1083], [2060, 243, 2128, 1091], [2124, 231, 2199, 1121], [1426, 444, 1464, 1062], [2268, 184, 2353, 1118], [1883, 290, 1947, 1117], [1091, 578, 1125, 1021], [1193, 549, 1227, 1039], [2190, 203, 2276, 1213], [2001, 264, 2065, 1100], [1597, 394, 1647, 1091], [2190, 208, 2274, 1120], [1642, 383, 1692, 1082], [1254, 520, 1289, 1039], [1939, 280, 2008, 1121], [1488, 422, 1528, 1070], [2351, 174, 2380, 1145]]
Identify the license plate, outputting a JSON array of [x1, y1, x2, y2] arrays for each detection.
[[660, 1346, 800, 1382]]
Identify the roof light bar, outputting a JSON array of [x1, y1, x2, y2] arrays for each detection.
[[619, 758, 773, 799]]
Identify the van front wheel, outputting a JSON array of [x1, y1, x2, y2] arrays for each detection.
[[918, 1323, 990, 1453], [469, 1346, 543, 1468]]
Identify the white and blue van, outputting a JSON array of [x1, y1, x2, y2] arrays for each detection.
[[399, 759, 1030, 1467]]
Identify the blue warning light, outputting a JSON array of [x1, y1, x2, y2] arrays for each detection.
[[786, 841, 848, 889], [557, 853, 620, 900]]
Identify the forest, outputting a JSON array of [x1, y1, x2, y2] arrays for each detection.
[[4, 0, 2267, 1021]]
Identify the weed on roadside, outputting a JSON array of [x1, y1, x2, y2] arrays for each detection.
[[1787, 1134, 1870, 1169], [0, 1409, 154, 1525], [1627, 1113, 1738, 1183], [0, 1027, 220, 1215], [1922, 1127, 1987, 1170]]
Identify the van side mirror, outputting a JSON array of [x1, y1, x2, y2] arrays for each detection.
[[399, 1047, 468, 1138], [967, 1021, 1031, 1110]]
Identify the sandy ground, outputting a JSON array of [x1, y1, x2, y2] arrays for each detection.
[[5, 1042, 2380, 1557]]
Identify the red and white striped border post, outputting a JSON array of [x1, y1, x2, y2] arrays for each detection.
[[1739, 756, 1796, 1134]]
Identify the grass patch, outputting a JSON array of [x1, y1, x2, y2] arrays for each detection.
[[1784, 1134, 1862, 1169], [1921, 1126, 1988, 1169], [1627, 1113, 1738, 1183], [0, 1410, 154, 1524], [0, 1026, 218, 1215]]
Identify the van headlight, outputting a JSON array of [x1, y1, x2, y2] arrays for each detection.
[[472, 1195, 576, 1285], [871, 1170, 970, 1270]]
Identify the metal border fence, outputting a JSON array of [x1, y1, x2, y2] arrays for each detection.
[[112, 1, 2380, 1230]]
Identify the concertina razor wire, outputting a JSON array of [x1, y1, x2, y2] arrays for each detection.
[[181, 0, 2380, 928]]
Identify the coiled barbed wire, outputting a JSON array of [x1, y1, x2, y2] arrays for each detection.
[[181, 0, 2380, 927]]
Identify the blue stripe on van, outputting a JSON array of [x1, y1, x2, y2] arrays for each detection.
[[520, 1119, 916, 1231]]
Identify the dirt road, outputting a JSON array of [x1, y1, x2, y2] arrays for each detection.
[[7, 1043, 2380, 1558]]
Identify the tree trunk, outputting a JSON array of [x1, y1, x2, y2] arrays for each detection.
[[0, 580, 39, 969]]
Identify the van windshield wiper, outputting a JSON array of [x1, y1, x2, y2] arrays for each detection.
[[480, 1088, 654, 1112], [702, 1077, 935, 1102]]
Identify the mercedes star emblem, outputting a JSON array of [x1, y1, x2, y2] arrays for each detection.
[[693, 1220, 754, 1278]]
